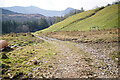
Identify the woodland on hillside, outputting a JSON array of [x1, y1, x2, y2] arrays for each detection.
[[2, 8, 85, 34]]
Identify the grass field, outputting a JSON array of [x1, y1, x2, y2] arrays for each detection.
[[35, 4, 119, 34]]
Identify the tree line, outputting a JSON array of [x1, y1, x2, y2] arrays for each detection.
[[2, 18, 49, 34], [54, 7, 85, 23], [2, 8, 85, 34]]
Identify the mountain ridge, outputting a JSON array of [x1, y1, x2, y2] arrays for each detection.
[[1, 8, 46, 22], [1, 6, 76, 17], [1, 8, 21, 14]]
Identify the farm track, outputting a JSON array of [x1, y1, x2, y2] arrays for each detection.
[[37, 36, 119, 78]]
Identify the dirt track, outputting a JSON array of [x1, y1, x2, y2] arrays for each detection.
[[37, 36, 119, 78]]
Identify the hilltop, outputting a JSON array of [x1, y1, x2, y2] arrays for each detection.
[[35, 4, 119, 34]]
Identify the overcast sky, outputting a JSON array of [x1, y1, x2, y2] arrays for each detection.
[[0, 0, 118, 11]]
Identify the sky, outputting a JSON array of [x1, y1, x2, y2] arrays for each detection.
[[0, 0, 118, 11]]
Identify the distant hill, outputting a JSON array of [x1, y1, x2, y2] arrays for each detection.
[[1, 8, 20, 15], [35, 4, 119, 33], [1, 8, 51, 22], [2, 6, 76, 17]]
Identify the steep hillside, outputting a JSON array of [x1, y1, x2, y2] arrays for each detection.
[[36, 4, 119, 33]]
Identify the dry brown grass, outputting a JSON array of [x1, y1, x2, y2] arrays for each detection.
[[45, 28, 119, 43]]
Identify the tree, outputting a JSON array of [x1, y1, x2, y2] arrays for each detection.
[[2, 19, 49, 33], [2, 20, 20, 33], [112, 0, 119, 5], [64, 14, 69, 19], [69, 10, 76, 16], [81, 7, 85, 12], [39, 18, 49, 30]]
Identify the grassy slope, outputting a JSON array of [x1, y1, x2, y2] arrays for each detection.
[[62, 4, 119, 31], [1, 33, 58, 78], [35, 4, 119, 34]]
